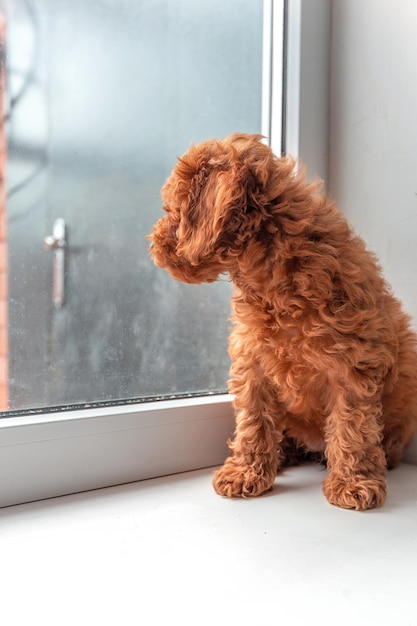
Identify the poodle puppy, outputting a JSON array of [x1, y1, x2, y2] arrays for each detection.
[[148, 133, 417, 510]]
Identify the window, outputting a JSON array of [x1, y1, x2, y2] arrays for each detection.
[[4, 0, 266, 411], [0, 0, 330, 507]]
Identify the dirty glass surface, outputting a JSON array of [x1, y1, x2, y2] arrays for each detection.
[[2, 0, 263, 412]]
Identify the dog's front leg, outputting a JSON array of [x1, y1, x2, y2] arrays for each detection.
[[213, 367, 284, 498], [212, 409, 280, 498], [323, 387, 387, 511]]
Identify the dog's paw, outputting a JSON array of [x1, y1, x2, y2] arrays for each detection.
[[213, 459, 275, 498], [323, 474, 387, 511]]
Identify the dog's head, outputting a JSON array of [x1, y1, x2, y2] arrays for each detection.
[[148, 133, 293, 284]]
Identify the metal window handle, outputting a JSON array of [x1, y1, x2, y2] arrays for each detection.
[[43, 218, 67, 308]]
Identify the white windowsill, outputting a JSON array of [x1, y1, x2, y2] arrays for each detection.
[[0, 461, 416, 626], [0, 394, 235, 508]]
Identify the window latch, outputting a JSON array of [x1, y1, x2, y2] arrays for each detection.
[[43, 218, 67, 308]]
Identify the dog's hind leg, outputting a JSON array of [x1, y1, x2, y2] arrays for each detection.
[[382, 324, 417, 469], [382, 394, 417, 469]]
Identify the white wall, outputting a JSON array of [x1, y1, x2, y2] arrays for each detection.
[[329, 0, 417, 326]]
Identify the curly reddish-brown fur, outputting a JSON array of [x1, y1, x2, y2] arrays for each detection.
[[148, 133, 417, 510]]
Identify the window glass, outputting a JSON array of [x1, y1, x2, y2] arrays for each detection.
[[2, 0, 264, 412]]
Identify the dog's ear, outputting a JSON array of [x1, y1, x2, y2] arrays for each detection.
[[169, 135, 293, 265], [174, 156, 253, 265]]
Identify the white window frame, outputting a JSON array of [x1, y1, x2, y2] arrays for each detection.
[[0, 0, 333, 508]]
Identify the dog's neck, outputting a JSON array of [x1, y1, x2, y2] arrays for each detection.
[[229, 241, 294, 310], [227, 227, 333, 322]]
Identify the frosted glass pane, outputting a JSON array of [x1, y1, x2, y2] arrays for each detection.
[[4, 0, 264, 411]]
